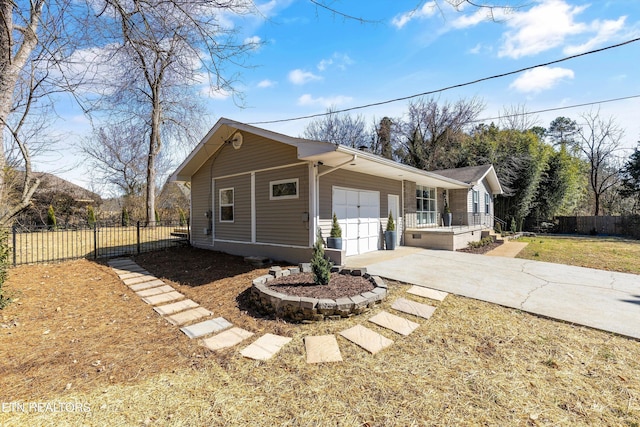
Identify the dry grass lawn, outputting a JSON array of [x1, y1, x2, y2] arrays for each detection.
[[517, 235, 640, 275], [0, 247, 638, 426]]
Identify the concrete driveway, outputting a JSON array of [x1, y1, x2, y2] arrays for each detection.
[[346, 248, 640, 340]]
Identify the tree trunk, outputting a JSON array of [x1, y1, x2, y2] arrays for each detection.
[[146, 85, 162, 224]]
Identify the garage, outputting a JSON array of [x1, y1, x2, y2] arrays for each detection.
[[332, 187, 380, 256]]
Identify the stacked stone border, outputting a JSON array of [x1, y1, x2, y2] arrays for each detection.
[[249, 264, 388, 322]]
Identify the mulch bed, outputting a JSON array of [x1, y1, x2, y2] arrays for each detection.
[[457, 240, 504, 255], [267, 272, 374, 299]]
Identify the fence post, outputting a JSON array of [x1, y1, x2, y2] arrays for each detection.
[[93, 223, 98, 260], [137, 221, 141, 255], [12, 226, 17, 267]]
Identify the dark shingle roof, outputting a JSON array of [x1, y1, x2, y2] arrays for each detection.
[[431, 164, 493, 185]]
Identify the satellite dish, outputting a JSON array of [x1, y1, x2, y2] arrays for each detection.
[[231, 131, 243, 149]]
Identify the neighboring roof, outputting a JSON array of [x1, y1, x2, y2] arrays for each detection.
[[432, 165, 503, 195], [170, 117, 471, 190]]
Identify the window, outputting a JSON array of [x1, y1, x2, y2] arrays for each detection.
[[416, 185, 436, 225], [472, 190, 479, 214], [485, 193, 490, 214], [219, 188, 234, 222], [270, 178, 298, 200]]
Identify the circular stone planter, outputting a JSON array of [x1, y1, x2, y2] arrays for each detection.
[[249, 265, 388, 322]]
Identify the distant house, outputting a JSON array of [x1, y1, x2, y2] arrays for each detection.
[[170, 118, 503, 264]]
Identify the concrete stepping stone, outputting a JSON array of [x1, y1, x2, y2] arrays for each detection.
[[392, 298, 437, 320], [369, 311, 420, 336], [201, 327, 254, 351], [339, 325, 393, 355], [142, 291, 184, 306], [129, 280, 166, 292], [153, 299, 199, 316], [166, 307, 213, 326], [240, 333, 292, 361], [179, 316, 231, 337], [113, 266, 149, 275], [135, 284, 175, 298], [119, 272, 146, 280], [305, 335, 342, 363], [407, 286, 448, 302], [108, 258, 135, 267], [123, 275, 159, 286]]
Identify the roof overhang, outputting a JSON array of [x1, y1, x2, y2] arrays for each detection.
[[476, 165, 503, 195], [170, 117, 471, 190]]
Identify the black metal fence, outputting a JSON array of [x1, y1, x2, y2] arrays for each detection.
[[3, 220, 190, 266]]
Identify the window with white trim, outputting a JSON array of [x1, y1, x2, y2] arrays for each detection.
[[270, 178, 298, 200], [219, 188, 234, 222], [472, 190, 479, 214], [485, 193, 490, 214], [416, 185, 436, 225]]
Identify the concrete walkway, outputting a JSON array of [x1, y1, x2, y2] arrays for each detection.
[[348, 249, 640, 340]]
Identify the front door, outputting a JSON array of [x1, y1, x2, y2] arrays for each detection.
[[388, 194, 400, 246]]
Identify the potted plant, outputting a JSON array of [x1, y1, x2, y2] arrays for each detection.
[[442, 200, 452, 227], [327, 213, 343, 250], [385, 211, 397, 250]]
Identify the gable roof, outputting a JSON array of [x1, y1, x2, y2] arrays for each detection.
[[170, 117, 472, 190], [432, 164, 503, 195]]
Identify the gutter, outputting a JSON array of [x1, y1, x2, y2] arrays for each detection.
[[317, 154, 357, 177]]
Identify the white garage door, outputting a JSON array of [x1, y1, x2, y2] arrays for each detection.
[[333, 187, 380, 256]]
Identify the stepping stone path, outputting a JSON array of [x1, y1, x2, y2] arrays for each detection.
[[368, 311, 419, 336], [339, 324, 393, 355], [406, 286, 448, 302], [109, 258, 451, 364], [108, 258, 286, 358], [241, 333, 292, 361]]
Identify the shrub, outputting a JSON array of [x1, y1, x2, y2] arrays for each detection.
[[0, 228, 11, 309], [495, 221, 502, 235], [47, 205, 57, 230], [330, 213, 342, 238], [510, 217, 517, 233], [386, 211, 395, 232], [311, 230, 332, 285], [121, 207, 130, 226], [178, 208, 187, 226], [155, 209, 160, 223], [87, 205, 96, 229], [467, 236, 495, 249]]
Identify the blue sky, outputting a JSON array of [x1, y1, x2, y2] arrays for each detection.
[[45, 0, 640, 193]]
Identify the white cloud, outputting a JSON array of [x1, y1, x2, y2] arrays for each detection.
[[499, 0, 588, 59], [257, 79, 276, 88], [317, 53, 353, 71], [202, 86, 231, 100], [297, 94, 353, 108], [244, 35, 262, 50], [392, 1, 437, 29], [509, 66, 574, 93], [563, 16, 627, 55], [288, 69, 322, 85], [451, 8, 497, 29]]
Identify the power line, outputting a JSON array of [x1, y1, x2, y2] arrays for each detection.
[[248, 37, 640, 125], [472, 94, 640, 123]]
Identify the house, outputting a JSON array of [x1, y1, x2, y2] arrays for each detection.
[[170, 118, 503, 264]]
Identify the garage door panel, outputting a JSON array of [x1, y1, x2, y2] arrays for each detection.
[[333, 187, 380, 256]]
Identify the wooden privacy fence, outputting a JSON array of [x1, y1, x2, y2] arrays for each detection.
[[556, 215, 640, 238], [3, 220, 190, 267]]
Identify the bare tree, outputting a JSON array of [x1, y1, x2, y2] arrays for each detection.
[[398, 96, 485, 170], [574, 110, 625, 216], [303, 108, 371, 148], [498, 104, 540, 132]]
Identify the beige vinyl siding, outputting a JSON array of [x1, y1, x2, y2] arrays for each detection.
[[191, 156, 215, 247], [318, 168, 402, 232], [256, 164, 309, 246], [214, 175, 251, 242], [213, 132, 300, 177], [403, 180, 417, 229]]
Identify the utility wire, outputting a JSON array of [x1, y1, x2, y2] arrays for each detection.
[[472, 94, 640, 123], [248, 37, 640, 125]]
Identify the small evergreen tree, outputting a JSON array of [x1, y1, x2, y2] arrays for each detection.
[[87, 205, 96, 229], [121, 207, 130, 226], [311, 230, 332, 286], [0, 228, 11, 309], [155, 209, 160, 223], [330, 213, 342, 237], [386, 211, 395, 231], [47, 205, 57, 230]]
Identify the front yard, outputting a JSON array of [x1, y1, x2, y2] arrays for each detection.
[[1, 247, 638, 426]]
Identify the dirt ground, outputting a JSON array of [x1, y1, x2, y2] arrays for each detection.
[[1, 246, 639, 426]]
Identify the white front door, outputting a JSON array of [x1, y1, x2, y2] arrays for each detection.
[[388, 194, 400, 246], [333, 187, 380, 256]]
